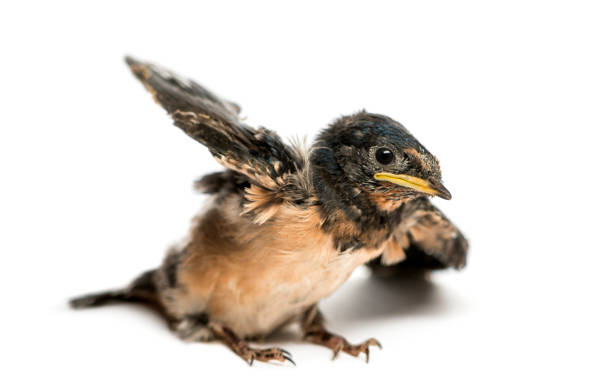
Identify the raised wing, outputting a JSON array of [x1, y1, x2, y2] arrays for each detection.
[[370, 198, 468, 275], [126, 57, 310, 223]]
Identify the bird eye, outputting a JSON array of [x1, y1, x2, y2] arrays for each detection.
[[375, 148, 394, 165]]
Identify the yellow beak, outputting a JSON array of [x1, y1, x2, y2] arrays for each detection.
[[374, 172, 452, 200]]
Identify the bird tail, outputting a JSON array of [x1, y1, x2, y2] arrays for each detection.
[[69, 269, 158, 309]]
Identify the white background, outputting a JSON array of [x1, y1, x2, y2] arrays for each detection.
[[1, 1, 611, 388]]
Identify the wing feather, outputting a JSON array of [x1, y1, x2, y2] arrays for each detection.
[[371, 198, 468, 275], [126, 56, 310, 222]]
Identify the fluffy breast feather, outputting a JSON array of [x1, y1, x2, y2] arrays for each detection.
[[173, 194, 385, 337]]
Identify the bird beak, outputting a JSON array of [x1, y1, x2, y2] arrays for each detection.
[[374, 172, 452, 200]]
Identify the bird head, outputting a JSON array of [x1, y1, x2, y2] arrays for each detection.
[[312, 112, 451, 213]]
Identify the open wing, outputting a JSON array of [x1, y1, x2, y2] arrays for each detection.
[[370, 198, 468, 275], [126, 57, 309, 223]]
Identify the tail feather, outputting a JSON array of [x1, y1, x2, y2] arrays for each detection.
[[69, 269, 157, 309], [69, 289, 134, 309]]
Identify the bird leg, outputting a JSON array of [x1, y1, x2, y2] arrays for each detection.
[[300, 306, 381, 362], [208, 323, 295, 366]]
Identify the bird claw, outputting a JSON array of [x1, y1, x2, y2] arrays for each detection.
[[243, 346, 296, 366], [279, 348, 296, 366], [361, 338, 383, 362], [326, 336, 382, 362]]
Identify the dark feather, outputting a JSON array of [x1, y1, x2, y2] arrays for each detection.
[[126, 57, 302, 189], [126, 56, 311, 222], [372, 197, 468, 273]]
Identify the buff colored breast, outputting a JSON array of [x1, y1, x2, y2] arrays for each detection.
[[174, 195, 385, 337]]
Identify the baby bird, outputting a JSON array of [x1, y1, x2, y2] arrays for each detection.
[[70, 57, 468, 365]]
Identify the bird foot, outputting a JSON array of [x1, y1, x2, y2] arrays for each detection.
[[241, 346, 295, 366], [210, 323, 295, 366], [306, 332, 382, 362]]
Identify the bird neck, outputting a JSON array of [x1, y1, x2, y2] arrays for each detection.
[[310, 155, 405, 251]]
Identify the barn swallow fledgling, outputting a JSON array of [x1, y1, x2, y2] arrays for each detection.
[[70, 57, 468, 365]]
